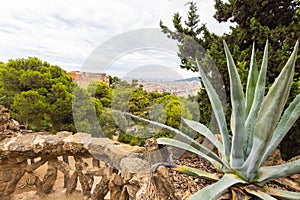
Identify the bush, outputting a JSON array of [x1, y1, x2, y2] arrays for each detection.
[[118, 132, 146, 146]]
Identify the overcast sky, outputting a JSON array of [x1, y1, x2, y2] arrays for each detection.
[[0, 0, 232, 79]]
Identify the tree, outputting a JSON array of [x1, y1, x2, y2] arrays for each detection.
[[160, 1, 208, 72], [109, 75, 121, 88], [87, 81, 112, 107], [160, 1, 227, 128], [19, 70, 51, 91], [131, 79, 139, 87], [11, 90, 48, 130], [128, 88, 150, 117], [153, 97, 194, 139], [0, 57, 75, 132], [48, 83, 74, 131], [161, 99, 192, 129], [98, 108, 127, 139], [0, 64, 22, 107], [181, 99, 200, 121], [214, 0, 299, 29], [214, 0, 300, 85], [111, 87, 134, 112], [72, 85, 103, 136]]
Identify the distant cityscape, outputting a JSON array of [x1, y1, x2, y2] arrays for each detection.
[[68, 71, 202, 97], [140, 79, 201, 97]]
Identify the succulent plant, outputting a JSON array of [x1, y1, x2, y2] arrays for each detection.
[[128, 39, 300, 199]]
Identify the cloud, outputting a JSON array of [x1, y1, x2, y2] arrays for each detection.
[[0, 0, 232, 77]]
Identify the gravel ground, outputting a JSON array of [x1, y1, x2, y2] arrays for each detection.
[[170, 153, 217, 199]]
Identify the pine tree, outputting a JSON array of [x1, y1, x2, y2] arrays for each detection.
[[160, 1, 228, 129]]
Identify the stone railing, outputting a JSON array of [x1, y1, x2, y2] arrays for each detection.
[[0, 106, 178, 200]]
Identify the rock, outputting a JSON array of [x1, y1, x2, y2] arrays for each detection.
[[0, 107, 10, 132], [87, 137, 113, 164], [202, 137, 216, 151], [8, 133, 36, 152], [148, 166, 180, 200], [7, 119, 20, 131], [56, 131, 72, 137], [0, 158, 27, 200], [120, 157, 149, 173], [64, 132, 91, 144]]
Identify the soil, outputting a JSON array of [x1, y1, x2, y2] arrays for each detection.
[[171, 153, 215, 199]]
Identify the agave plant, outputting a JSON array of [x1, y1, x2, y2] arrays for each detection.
[[128, 39, 300, 199]]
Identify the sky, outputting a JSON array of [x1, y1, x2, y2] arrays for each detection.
[[0, 0, 232, 79]]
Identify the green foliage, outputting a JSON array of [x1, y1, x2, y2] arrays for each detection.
[[162, 99, 192, 129], [87, 81, 112, 107], [160, 1, 207, 72], [154, 130, 173, 139], [110, 86, 199, 144], [0, 57, 75, 132], [48, 83, 74, 131], [72, 85, 103, 135], [109, 75, 132, 89], [111, 87, 134, 111], [148, 94, 196, 139], [128, 87, 150, 117], [181, 98, 200, 121], [214, 0, 299, 29], [97, 108, 127, 139], [86, 78, 200, 141], [132, 40, 300, 199], [11, 90, 48, 130], [109, 75, 121, 87], [118, 132, 146, 146]]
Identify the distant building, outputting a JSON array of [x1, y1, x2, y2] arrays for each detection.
[[68, 71, 110, 86]]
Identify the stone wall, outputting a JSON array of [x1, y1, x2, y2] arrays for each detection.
[[0, 106, 178, 200]]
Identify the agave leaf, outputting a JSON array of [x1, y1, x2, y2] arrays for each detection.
[[182, 118, 224, 157], [260, 94, 300, 166], [245, 42, 258, 117], [189, 174, 245, 200], [126, 113, 230, 170], [244, 186, 277, 200], [171, 165, 220, 181], [196, 60, 230, 164], [256, 159, 300, 184], [157, 138, 222, 169], [241, 40, 299, 180], [223, 40, 246, 168], [244, 41, 268, 158], [231, 187, 251, 200], [265, 186, 300, 199]]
